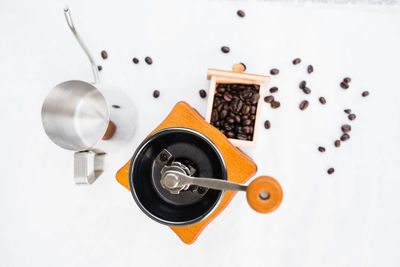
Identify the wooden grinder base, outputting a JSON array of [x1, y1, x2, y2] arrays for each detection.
[[116, 102, 257, 244]]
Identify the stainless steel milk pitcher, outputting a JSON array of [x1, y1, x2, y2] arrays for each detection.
[[41, 7, 136, 184]]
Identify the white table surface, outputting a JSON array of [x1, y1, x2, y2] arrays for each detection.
[[1, 0, 400, 266]]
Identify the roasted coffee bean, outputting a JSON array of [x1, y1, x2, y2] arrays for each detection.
[[216, 103, 223, 112], [211, 83, 259, 140], [145, 57, 153, 65], [242, 126, 251, 134], [153, 90, 160, 98], [334, 140, 341, 147], [299, 81, 306, 89], [97, 65, 102, 71], [232, 99, 243, 113], [299, 100, 309, 110], [270, 68, 279, 75], [264, 95, 274, 103], [242, 90, 253, 99], [242, 119, 252, 126], [132, 57, 139, 64], [199, 89, 207, 98], [344, 77, 351, 83], [327, 168, 335, 175], [362, 91, 369, 97], [307, 65, 313, 74], [348, 113, 356, 121], [237, 10, 245, 17], [237, 134, 247, 140], [221, 46, 230, 53], [223, 92, 233, 102], [271, 101, 280, 109], [293, 58, 301, 65], [234, 115, 241, 123], [269, 87, 278, 93], [226, 117, 235, 124], [216, 86, 226, 93], [112, 105, 120, 109], [224, 123, 233, 131], [226, 131, 235, 138], [211, 110, 218, 122], [319, 97, 326, 104], [241, 105, 251, 114], [101, 50, 108, 59], [340, 133, 350, 141], [250, 93, 260, 104], [340, 82, 349, 89], [302, 87, 311, 94], [219, 109, 228, 119], [264, 120, 271, 129], [341, 124, 351, 133], [318, 146, 326, 152], [241, 114, 249, 120], [344, 109, 351, 114]]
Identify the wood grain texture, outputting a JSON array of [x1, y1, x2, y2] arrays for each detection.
[[115, 101, 257, 244]]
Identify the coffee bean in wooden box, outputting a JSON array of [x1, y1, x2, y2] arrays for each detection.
[[205, 65, 270, 147]]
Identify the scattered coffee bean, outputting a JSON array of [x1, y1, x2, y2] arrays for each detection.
[[153, 90, 160, 98], [307, 65, 313, 74], [237, 10, 245, 17], [299, 100, 309, 110], [112, 105, 120, 109], [340, 82, 349, 89], [239, 62, 247, 71], [101, 50, 108, 59], [97, 65, 102, 71], [210, 83, 259, 140], [362, 91, 369, 97], [270, 68, 279, 75], [271, 101, 281, 109], [262, 120, 270, 129], [199, 89, 207, 98], [327, 168, 335, 175], [334, 140, 341, 147], [344, 77, 351, 83], [145, 57, 153, 65], [264, 95, 274, 103], [299, 81, 306, 89], [319, 97, 326, 104], [341, 124, 351, 133], [221, 46, 230, 53], [340, 133, 350, 141], [302, 87, 311, 94], [132, 57, 139, 64], [269, 87, 278, 93], [348, 113, 356, 121], [344, 109, 351, 114], [293, 58, 301, 65], [318, 146, 326, 152]]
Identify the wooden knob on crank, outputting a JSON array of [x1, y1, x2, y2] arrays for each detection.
[[246, 176, 283, 213]]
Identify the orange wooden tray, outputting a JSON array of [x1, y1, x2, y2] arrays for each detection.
[[116, 101, 257, 244]]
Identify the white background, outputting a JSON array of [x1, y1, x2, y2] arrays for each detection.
[[1, 0, 400, 266]]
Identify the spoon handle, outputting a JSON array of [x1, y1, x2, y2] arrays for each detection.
[[64, 7, 99, 84]]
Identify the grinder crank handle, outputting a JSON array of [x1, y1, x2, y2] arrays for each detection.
[[162, 170, 283, 214]]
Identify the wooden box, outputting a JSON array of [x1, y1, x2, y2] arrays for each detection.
[[205, 66, 270, 147]]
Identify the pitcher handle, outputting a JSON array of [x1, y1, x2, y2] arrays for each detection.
[[74, 151, 104, 185]]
